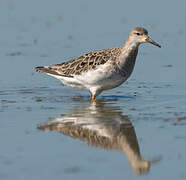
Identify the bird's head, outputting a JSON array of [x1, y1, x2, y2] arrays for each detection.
[[129, 27, 161, 48]]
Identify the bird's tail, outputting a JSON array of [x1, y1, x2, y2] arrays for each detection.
[[35, 66, 57, 75], [35, 66, 65, 77], [35, 66, 49, 73]]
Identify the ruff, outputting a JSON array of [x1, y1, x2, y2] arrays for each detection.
[[36, 27, 161, 100]]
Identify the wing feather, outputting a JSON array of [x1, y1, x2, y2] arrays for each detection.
[[35, 47, 121, 77]]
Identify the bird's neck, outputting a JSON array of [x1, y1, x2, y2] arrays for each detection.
[[117, 38, 139, 76], [121, 37, 139, 57]]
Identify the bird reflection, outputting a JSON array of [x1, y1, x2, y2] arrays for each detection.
[[37, 100, 158, 175]]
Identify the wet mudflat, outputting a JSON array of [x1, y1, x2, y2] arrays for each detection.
[[0, 0, 186, 180]]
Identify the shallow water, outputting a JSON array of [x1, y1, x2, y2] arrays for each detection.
[[0, 0, 186, 179]]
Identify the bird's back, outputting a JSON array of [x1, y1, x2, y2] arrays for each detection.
[[36, 47, 122, 78]]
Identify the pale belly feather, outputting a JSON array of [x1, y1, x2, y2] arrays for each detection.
[[47, 63, 128, 96]]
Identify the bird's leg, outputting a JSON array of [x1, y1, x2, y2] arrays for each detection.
[[91, 94, 96, 101]]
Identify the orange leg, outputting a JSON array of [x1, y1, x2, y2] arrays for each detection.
[[91, 94, 96, 101]]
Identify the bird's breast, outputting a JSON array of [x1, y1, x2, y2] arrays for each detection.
[[117, 49, 138, 78]]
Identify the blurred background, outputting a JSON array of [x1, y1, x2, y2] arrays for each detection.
[[0, 0, 186, 180]]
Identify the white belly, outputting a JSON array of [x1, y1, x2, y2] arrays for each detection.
[[47, 63, 128, 95]]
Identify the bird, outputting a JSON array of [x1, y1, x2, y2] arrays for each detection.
[[35, 27, 161, 100]]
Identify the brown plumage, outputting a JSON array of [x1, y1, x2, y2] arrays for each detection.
[[36, 47, 121, 77]]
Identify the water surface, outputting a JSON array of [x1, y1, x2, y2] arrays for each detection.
[[0, 0, 186, 179]]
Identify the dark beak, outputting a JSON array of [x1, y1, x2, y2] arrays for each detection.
[[146, 36, 161, 48]]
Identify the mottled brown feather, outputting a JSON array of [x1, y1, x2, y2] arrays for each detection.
[[35, 47, 122, 77]]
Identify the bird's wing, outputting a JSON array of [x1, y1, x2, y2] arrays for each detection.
[[35, 47, 121, 77]]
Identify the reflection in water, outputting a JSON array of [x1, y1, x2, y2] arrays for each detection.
[[37, 100, 158, 175]]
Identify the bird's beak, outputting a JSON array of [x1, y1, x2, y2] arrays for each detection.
[[146, 36, 161, 48]]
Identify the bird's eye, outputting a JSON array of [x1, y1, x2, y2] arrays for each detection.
[[135, 32, 141, 36]]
